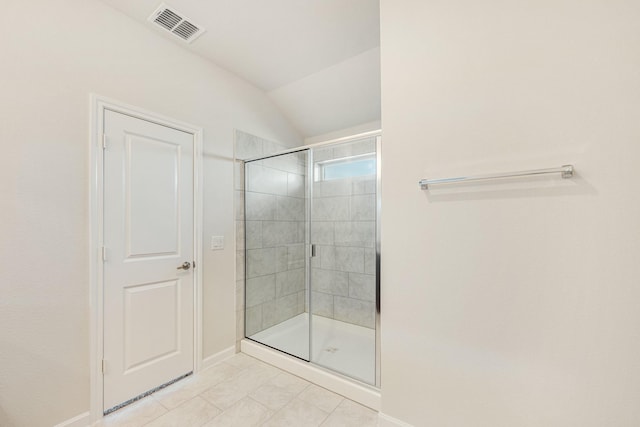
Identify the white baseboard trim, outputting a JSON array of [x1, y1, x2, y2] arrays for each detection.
[[378, 412, 414, 427], [201, 345, 236, 370], [53, 411, 91, 427], [241, 339, 380, 411]]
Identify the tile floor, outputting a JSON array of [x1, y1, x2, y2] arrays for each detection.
[[97, 353, 380, 427]]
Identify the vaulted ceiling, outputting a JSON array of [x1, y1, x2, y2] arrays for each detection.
[[99, 0, 381, 138]]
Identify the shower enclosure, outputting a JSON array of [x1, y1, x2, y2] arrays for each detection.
[[243, 134, 380, 386]]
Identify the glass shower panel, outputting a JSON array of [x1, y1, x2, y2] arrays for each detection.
[[244, 150, 310, 360], [310, 137, 378, 384]]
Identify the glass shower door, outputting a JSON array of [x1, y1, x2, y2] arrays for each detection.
[[244, 149, 310, 360], [309, 137, 378, 384]]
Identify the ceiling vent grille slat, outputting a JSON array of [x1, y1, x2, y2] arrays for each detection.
[[154, 9, 181, 31], [172, 21, 199, 40], [148, 3, 205, 44]]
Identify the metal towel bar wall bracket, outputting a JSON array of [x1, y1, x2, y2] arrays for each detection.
[[419, 165, 574, 190]]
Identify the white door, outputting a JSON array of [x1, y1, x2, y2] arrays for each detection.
[[103, 110, 195, 411]]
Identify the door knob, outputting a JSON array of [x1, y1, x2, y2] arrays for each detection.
[[177, 261, 191, 270]]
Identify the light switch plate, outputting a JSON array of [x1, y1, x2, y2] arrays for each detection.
[[211, 235, 224, 250]]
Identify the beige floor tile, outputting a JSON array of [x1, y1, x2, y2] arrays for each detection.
[[298, 384, 344, 413], [267, 371, 310, 394], [245, 359, 283, 380], [320, 399, 378, 427], [145, 396, 221, 427], [99, 396, 167, 427], [199, 361, 244, 386], [152, 362, 242, 410], [199, 360, 279, 409], [152, 375, 210, 410], [200, 366, 273, 410], [249, 383, 299, 411], [262, 398, 330, 427], [224, 352, 259, 369], [202, 397, 272, 427]]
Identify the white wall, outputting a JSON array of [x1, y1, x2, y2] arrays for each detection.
[[268, 47, 381, 138], [0, 1, 300, 426], [380, 1, 640, 426]]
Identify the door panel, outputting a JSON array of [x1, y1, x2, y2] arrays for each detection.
[[126, 135, 180, 257], [123, 280, 180, 372], [244, 150, 310, 361], [103, 110, 194, 410], [309, 138, 378, 385]]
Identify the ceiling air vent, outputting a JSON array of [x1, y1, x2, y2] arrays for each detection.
[[148, 3, 205, 43]]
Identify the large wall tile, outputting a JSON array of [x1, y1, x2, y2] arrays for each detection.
[[276, 246, 288, 272], [311, 268, 333, 294], [276, 268, 305, 297], [334, 221, 375, 248], [318, 245, 336, 270], [287, 244, 306, 270], [352, 177, 376, 195], [312, 197, 350, 221], [351, 194, 375, 221], [263, 153, 300, 174], [245, 221, 262, 249], [274, 294, 301, 324], [262, 222, 302, 246], [333, 271, 349, 297], [245, 275, 276, 307], [315, 179, 352, 198], [311, 221, 334, 245], [261, 300, 278, 330], [334, 296, 375, 329], [335, 247, 364, 273], [287, 173, 305, 198], [247, 248, 276, 278], [310, 291, 334, 318], [246, 164, 289, 196], [245, 192, 276, 221], [277, 196, 305, 221], [348, 273, 375, 302]]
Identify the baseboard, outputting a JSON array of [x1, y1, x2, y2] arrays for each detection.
[[201, 345, 236, 370], [53, 411, 90, 427], [378, 412, 414, 427], [241, 339, 380, 411]]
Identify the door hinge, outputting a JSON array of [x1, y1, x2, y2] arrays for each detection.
[[102, 246, 107, 262], [310, 244, 317, 257], [102, 359, 106, 374], [102, 133, 107, 149]]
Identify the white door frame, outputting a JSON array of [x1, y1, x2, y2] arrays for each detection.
[[89, 94, 203, 422]]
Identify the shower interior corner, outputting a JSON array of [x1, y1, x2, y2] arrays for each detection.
[[234, 131, 380, 387]]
